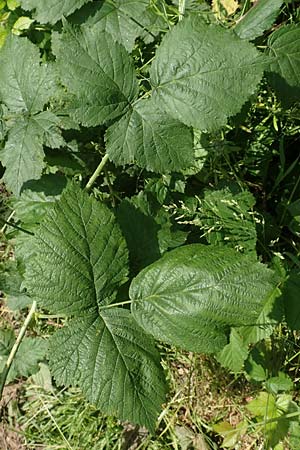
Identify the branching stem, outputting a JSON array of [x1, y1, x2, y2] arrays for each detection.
[[0, 301, 37, 399]]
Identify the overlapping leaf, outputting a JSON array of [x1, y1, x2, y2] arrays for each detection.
[[52, 22, 138, 126], [266, 24, 300, 105], [106, 98, 194, 173], [20, 0, 92, 24], [25, 184, 166, 429], [150, 16, 264, 131], [0, 36, 63, 195], [235, 0, 283, 41], [130, 244, 278, 353], [70, 0, 149, 52]]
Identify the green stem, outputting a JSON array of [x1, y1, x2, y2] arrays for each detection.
[[0, 217, 34, 236], [85, 153, 109, 191], [178, 0, 186, 20], [0, 301, 37, 399], [98, 300, 132, 310]]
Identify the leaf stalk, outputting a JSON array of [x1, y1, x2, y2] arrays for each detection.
[[0, 301, 37, 399]]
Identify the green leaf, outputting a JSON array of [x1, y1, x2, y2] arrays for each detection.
[[238, 286, 282, 345], [25, 183, 166, 429], [0, 260, 30, 310], [265, 373, 293, 395], [0, 35, 56, 114], [49, 310, 166, 431], [130, 244, 277, 354], [195, 185, 257, 255], [216, 328, 249, 373], [150, 16, 264, 131], [235, 0, 283, 41], [116, 198, 161, 274], [266, 25, 300, 105], [70, 0, 149, 53], [20, 0, 93, 24], [106, 98, 194, 173], [7, 337, 47, 383], [1, 112, 64, 195], [52, 22, 138, 127], [0, 329, 47, 384], [25, 183, 129, 314], [282, 271, 300, 330]]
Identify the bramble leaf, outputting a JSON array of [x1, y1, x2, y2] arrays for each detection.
[[130, 244, 278, 353], [0, 36, 62, 195], [266, 25, 300, 105], [235, 0, 283, 41], [52, 22, 138, 127], [150, 16, 264, 131], [49, 310, 167, 432], [20, 0, 92, 24], [0, 35, 56, 114], [106, 98, 194, 173], [1, 112, 64, 195], [25, 183, 129, 314], [25, 184, 166, 429], [70, 0, 149, 53]]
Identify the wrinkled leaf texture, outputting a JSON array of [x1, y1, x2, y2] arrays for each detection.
[[130, 244, 278, 354], [25, 184, 167, 431]]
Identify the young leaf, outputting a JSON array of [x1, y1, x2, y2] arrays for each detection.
[[20, 0, 93, 24], [106, 98, 194, 173], [25, 184, 166, 429], [49, 310, 167, 432], [52, 22, 138, 127], [266, 25, 300, 105], [70, 0, 149, 53], [150, 16, 264, 131], [216, 328, 249, 373], [6, 337, 47, 384], [130, 244, 277, 354], [235, 0, 283, 41]]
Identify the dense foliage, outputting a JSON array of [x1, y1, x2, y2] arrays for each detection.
[[0, 0, 300, 447]]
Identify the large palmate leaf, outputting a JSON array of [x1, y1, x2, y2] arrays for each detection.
[[52, 22, 138, 127], [130, 244, 277, 354], [20, 0, 92, 24], [150, 16, 263, 131], [25, 184, 166, 429], [106, 98, 194, 173], [266, 24, 300, 105], [70, 0, 149, 53], [0, 35, 55, 114], [235, 0, 283, 41]]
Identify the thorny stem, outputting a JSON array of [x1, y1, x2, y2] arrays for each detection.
[[0, 301, 37, 399], [178, 0, 186, 20], [85, 153, 109, 191]]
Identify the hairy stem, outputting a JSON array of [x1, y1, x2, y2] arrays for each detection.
[[85, 153, 109, 191], [0, 301, 37, 399]]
